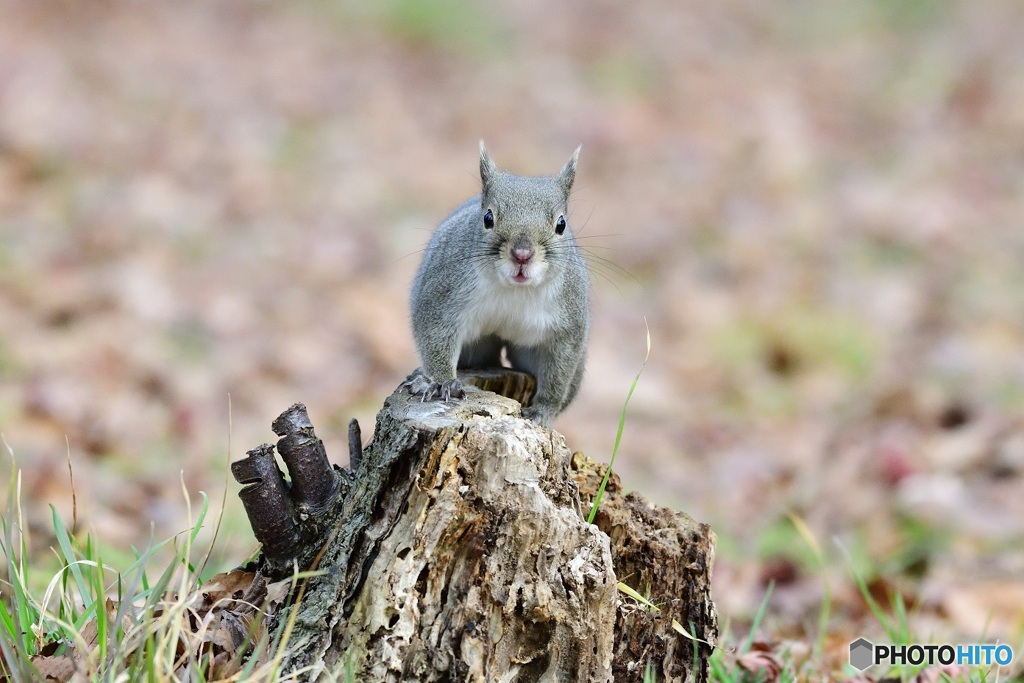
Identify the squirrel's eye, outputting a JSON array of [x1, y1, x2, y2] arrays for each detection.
[[555, 215, 566, 235], [483, 209, 495, 229]]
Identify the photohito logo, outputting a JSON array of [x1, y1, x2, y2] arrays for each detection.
[[849, 638, 1014, 671]]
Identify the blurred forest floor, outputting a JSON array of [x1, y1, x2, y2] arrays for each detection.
[[1, 0, 1023, 675]]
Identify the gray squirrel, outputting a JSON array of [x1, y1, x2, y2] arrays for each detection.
[[403, 142, 590, 426]]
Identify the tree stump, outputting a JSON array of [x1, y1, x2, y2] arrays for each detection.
[[232, 371, 717, 682]]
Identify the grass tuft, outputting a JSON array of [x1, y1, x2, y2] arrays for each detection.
[[0, 440, 305, 681]]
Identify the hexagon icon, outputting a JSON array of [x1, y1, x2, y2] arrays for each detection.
[[849, 638, 874, 671]]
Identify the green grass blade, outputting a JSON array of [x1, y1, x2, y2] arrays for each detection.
[[785, 512, 832, 661], [644, 658, 657, 682], [1, 521, 35, 656], [837, 541, 897, 640], [740, 581, 774, 654], [587, 321, 651, 524], [50, 505, 90, 609], [0, 598, 30, 679]]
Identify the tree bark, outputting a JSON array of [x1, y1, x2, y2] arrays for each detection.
[[232, 371, 717, 682]]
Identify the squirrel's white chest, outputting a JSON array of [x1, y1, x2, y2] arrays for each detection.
[[463, 281, 558, 347]]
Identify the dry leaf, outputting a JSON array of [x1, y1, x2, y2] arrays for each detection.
[[30, 654, 76, 682], [735, 641, 784, 682]]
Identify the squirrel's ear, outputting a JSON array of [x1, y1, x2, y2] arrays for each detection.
[[479, 140, 498, 188], [557, 145, 581, 195]]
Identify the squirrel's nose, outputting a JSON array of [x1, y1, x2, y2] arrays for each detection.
[[511, 246, 534, 265]]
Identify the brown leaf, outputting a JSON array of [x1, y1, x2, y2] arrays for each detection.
[[183, 570, 275, 678], [736, 641, 784, 682], [30, 654, 76, 682], [200, 570, 259, 611], [73, 599, 133, 670]]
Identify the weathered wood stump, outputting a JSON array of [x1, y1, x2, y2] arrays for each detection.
[[232, 371, 717, 682]]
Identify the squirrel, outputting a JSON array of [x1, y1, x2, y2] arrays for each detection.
[[402, 142, 590, 427]]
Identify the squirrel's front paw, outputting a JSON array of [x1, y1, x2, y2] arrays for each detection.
[[520, 405, 555, 428], [401, 372, 466, 402]]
